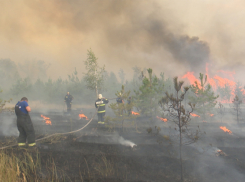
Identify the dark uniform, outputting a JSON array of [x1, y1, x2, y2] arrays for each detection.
[[116, 95, 124, 116], [127, 97, 132, 115], [95, 97, 109, 124], [15, 100, 36, 147], [64, 93, 73, 112]]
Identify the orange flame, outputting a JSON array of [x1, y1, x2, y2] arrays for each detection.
[[79, 113, 89, 120], [182, 63, 244, 103], [156, 116, 167, 122], [209, 114, 214, 117], [219, 126, 232, 134], [190, 113, 200, 117], [132, 111, 140, 115], [41, 114, 52, 125], [182, 72, 201, 89]]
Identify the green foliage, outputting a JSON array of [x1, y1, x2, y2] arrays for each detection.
[[84, 48, 106, 98], [0, 89, 12, 112], [118, 69, 125, 85], [230, 95, 242, 123], [217, 102, 225, 123], [189, 73, 219, 118], [134, 68, 164, 118], [10, 78, 32, 97], [234, 82, 244, 101], [105, 85, 138, 132], [217, 84, 232, 102]]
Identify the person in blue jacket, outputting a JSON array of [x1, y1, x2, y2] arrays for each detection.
[[15, 97, 36, 148]]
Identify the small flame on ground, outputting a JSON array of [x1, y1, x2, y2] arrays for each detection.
[[41, 114, 52, 125], [79, 113, 89, 120], [156, 116, 167, 122], [132, 111, 140, 115], [190, 113, 200, 117], [219, 126, 232, 134], [209, 114, 214, 117]]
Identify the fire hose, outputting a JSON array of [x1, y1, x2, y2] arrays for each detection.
[[0, 97, 118, 150]]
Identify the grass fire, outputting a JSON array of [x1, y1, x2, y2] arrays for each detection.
[[1, 1, 245, 182]]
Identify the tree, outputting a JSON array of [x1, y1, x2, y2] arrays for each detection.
[[217, 102, 225, 123], [84, 49, 106, 98], [189, 73, 219, 119], [234, 82, 244, 101], [118, 69, 125, 85], [217, 84, 232, 102], [10, 78, 32, 98], [105, 85, 138, 132], [134, 68, 164, 120], [159, 77, 198, 182], [0, 88, 12, 113], [230, 95, 242, 123]]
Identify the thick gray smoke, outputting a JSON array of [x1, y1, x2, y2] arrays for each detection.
[[0, 0, 210, 77]]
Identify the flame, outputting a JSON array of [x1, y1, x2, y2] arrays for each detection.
[[79, 113, 89, 120], [41, 114, 52, 125], [209, 114, 214, 117], [190, 113, 200, 117], [182, 63, 244, 103], [219, 126, 232, 134], [131, 111, 140, 115], [156, 116, 168, 122], [41, 114, 50, 120], [182, 72, 201, 89]]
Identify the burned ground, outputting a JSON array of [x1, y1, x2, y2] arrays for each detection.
[[1, 110, 245, 182]]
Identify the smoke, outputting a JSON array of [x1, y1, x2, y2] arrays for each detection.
[[0, 113, 18, 136], [115, 136, 136, 148], [0, 0, 214, 78]]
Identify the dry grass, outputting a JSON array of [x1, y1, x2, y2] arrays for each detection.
[[94, 155, 115, 177], [0, 149, 68, 182]]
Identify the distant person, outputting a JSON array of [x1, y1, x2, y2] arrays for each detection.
[[127, 96, 132, 115], [95, 94, 109, 124], [116, 93, 124, 116], [64, 92, 73, 113], [15, 97, 36, 148]]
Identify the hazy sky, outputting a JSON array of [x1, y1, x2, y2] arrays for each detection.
[[0, 0, 244, 80]]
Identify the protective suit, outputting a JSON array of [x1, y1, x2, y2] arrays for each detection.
[[95, 94, 109, 124]]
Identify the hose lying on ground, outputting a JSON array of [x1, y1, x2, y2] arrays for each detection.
[[0, 110, 97, 150], [0, 97, 117, 150]]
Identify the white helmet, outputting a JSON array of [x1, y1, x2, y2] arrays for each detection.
[[98, 94, 102, 99]]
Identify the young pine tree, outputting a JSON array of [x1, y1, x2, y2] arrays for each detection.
[[105, 85, 139, 132], [189, 73, 219, 119], [230, 95, 242, 123], [134, 68, 164, 120], [159, 77, 198, 182]]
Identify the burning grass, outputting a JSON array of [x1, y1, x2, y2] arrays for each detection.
[[41, 114, 52, 125], [156, 116, 168, 122], [219, 126, 232, 134]]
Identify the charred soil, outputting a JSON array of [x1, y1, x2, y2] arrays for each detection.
[[1, 111, 245, 182]]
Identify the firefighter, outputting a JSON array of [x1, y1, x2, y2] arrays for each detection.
[[127, 96, 132, 115], [95, 94, 109, 124], [15, 97, 36, 148], [116, 93, 124, 116], [64, 92, 73, 113]]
